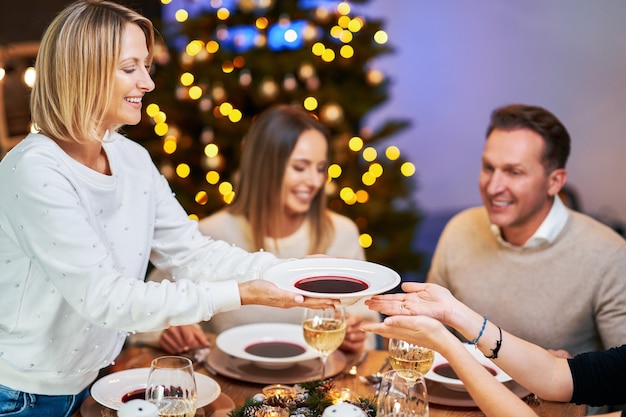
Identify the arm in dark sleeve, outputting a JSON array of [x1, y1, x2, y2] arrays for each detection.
[[568, 345, 626, 407]]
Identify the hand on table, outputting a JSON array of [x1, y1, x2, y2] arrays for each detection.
[[339, 315, 367, 353], [159, 323, 210, 354]]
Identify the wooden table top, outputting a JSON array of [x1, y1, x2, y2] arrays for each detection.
[[78, 337, 586, 417]]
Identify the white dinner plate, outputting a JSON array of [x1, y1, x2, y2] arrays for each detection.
[[216, 323, 319, 370], [263, 258, 401, 306], [90, 367, 220, 410], [425, 343, 511, 391]]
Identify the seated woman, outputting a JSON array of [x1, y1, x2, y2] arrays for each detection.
[[362, 282, 626, 417], [142, 105, 380, 354]]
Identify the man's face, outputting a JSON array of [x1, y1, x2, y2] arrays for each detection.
[[478, 128, 562, 245]]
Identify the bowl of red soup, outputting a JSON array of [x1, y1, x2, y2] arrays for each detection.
[[263, 258, 400, 306], [425, 344, 512, 391]]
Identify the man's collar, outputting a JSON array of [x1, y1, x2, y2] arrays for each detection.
[[490, 195, 569, 249]]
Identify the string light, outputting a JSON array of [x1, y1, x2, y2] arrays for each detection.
[[401, 162, 416, 177]]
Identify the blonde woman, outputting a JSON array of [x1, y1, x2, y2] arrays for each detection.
[[0, 3, 333, 415]]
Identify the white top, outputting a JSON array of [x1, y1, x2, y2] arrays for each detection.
[[0, 132, 280, 395]]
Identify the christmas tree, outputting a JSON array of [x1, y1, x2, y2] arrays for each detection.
[[126, 0, 423, 279]]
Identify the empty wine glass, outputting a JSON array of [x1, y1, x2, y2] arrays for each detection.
[[388, 338, 434, 384], [145, 355, 197, 417], [377, 369, 428, 417], [302, 307, 346, 380]]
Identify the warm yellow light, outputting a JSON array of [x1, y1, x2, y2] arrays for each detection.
[[303, 96, 318, 111], [153, 111, 167, 124], [385, 145, 400, 160], [366, 68, 384, 85], [362, 172, 376, 186], [356, 190, 369, 203], [219, 181, 233, 195], [340, 187, 356, 202], [154, 122, 168, 136], [340, 45, 354, 58], [233, 56, 245, 68], [330, 26, 343, 39], [23, 67, 36, 88], [0, 68, 5, 82], [206, 171, 220, 184], [321, 49, 335, 62], [206, 40, 219, 53], [188, 213, 199, 221], [348, 18, 363, 33], [186, 40, 204, 56], [328, 164, 342, 179], [256, 17, 269, 29], [160, 0, 172, 4], [337, 2, 351, 15], [180, 72, 194, 86], [216, 7, 230, 20], [228, 109, 243, 122], [339, 30, 353, 43], [374, 30, 389, 44], [348, 136, 363, 152], [219, 102, 233, 116], [338, 15, 350, 29], [175, 9, 188, 22], [146, 103, 160, 117], [359, 233, 372, 248], [195, 191, 209, 205], [176, 163, 191, 178], [369, 162, 383, 177], [188, 85, 203, 100], [204, 143, 219, 158], [401, 162, 416, 176], [362, 147, 377, 162], [223, 191, 235, 204], [222, 61, 235, 73], [312, 42, 325, 56], [163, 139, 177, 154]]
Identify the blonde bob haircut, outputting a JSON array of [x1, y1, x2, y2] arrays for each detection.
[[228, 105, 334, 254], [31, 0, 154, 144]]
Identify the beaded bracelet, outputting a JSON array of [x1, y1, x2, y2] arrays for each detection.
[[468, 315, 487, 345]]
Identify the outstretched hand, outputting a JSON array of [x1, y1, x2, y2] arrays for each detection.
[[361, 314, 454, 352], [365, 282, 459, 326], [238, 279, 338, 310]]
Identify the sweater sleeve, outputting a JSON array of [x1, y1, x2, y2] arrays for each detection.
[[568, 345, 626, 406]]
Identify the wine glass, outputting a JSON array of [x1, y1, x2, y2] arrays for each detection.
[[388, 338, 434, 384], [145, 355, 197, 417], [377, 369, 428, 417], [302, 307, 347, 380]]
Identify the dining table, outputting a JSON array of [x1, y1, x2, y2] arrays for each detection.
[[75, 334, 586, 417]]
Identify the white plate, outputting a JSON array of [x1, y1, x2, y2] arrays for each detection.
[[263, 258, 401, 306], [425, 344, 511, 391], [91, 368, 220, 410], [216, 323, 319, 370]]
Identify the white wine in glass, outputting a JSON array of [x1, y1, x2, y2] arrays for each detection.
[[388, 338, 434, 383], [302, 307, 346, 379], [145, 355, 197, 417]]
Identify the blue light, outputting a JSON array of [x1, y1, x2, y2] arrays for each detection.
[[268, 20, 309, 51], [219, 26, 259, 53], [297, 0, 340, 10]]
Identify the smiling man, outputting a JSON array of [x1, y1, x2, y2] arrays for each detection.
[[427, 104, 626, 359]]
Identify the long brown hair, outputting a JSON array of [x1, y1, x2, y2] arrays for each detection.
[[228, 105, 334, 254]]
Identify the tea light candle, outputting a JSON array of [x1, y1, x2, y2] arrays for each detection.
[[257, 406, 290, 417], [262, 384, 294, 399]]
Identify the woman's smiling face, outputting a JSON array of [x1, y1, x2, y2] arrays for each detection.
[[102, 23, 155, 130]]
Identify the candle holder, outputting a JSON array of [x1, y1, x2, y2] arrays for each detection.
[[256, 406, 290, 417], [262, 384, 294, 400]]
